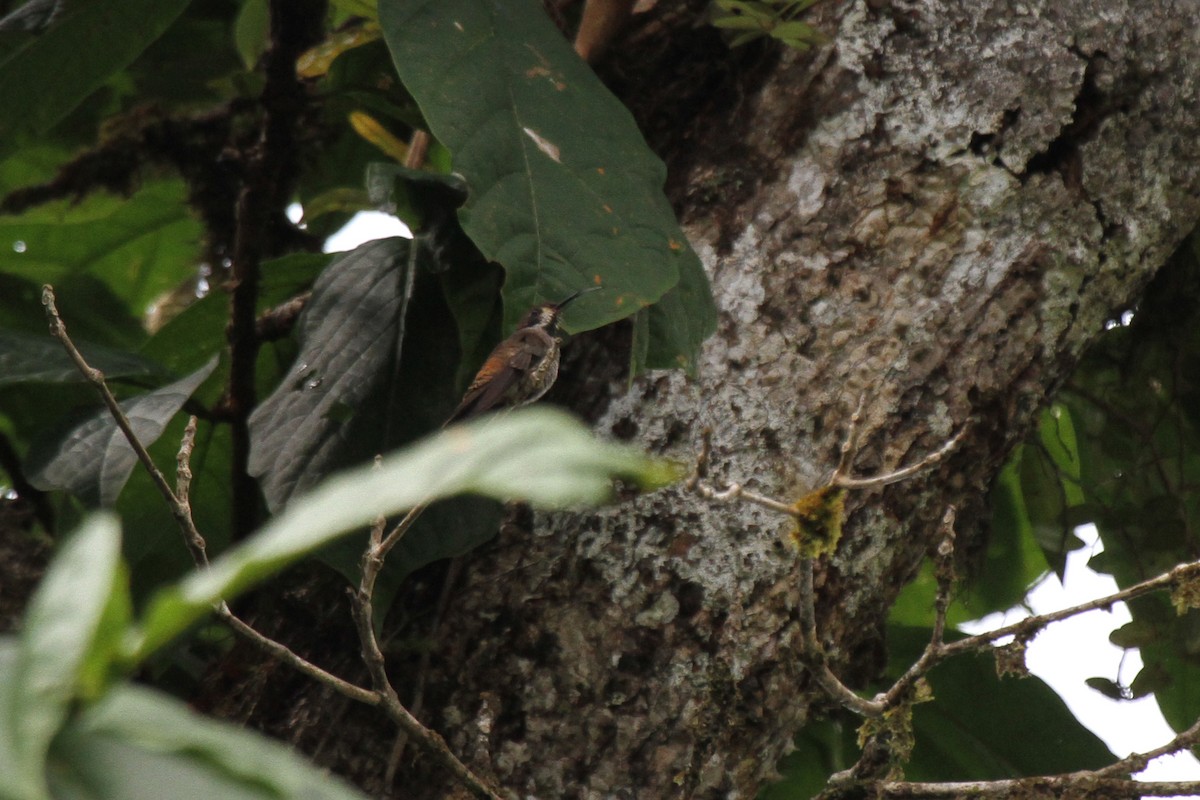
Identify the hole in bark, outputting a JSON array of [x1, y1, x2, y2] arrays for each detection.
[[611, 416, 639, 440], [664, 419, 689, 447], [676, 581, 705, 618]]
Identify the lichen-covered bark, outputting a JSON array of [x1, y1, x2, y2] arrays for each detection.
[[409, 2, 1200, 798]]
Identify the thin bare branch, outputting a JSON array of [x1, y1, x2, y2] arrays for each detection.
[[173, 416, 211, 566], [693, 479, 805, 517], [832, 393, 867, 479], [841, 777, 1200, 798], [171, 405, 377, 705], [1100, 713, 1200, 778], [42, 285, 207, 563], [687, 419, 965, 523], [686, 429, 806, 517], [378, 501, 431, 563], [220, 609, 379, 705], [387, 557, 465, 790], [351, 510, 506, 800], [405, 130, 431, 169], [795, 556, 881, 716], [256, 291, 312, 342], [832, 426, 967, 490], [939, 558, 1200, 659]]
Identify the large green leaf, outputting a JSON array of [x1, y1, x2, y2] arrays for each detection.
[[0, 180, 203, 318], [26, 357, 218, 507], [6, 515, 128, 800], [643, 257, 720, 373], [46, 685, 368, 800], [0, 0, 190, 148], [132, 407, 680, 660], [0, 141, 71, 197], [378, 0, 716, 368]]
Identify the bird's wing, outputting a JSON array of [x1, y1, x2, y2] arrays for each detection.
[[445, 329, 553, 424]]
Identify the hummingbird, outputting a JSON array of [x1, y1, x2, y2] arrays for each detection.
[[445, 287, 600, 424]]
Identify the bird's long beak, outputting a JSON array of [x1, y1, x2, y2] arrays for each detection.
[[553, 285, 602, 309]]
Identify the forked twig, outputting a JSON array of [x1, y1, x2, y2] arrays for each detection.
[[685, 430, 809, 517], [828, 394, 967, 489], [43, 285, 208, 564]]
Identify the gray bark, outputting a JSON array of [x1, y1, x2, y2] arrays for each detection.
[[419, 2, 1200, 797]]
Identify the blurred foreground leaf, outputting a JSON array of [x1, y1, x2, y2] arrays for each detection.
[[2, 515, 128, 800], [135, 407, 680, 658]]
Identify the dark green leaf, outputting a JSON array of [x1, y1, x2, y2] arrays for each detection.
[[1128, 660, 1172, 701], [248, 238, 415, 512], [317, 494, 503, 618], [0, 274, 146, 353], [138, 252, 330, 378], [134, 407, 681, 660], [1108, 619, 1157, 649], [712, 16, 770, 30], [1139, 621, 1200, 731], [1020, 404, 1085, 576], [26, 358, 218, 506], [889, 626, 1114, 780], [645, 254, 717, 372], [0, 0, 189, 146], [440, 257, 504, 394], [138, 294, 228, 377], [1084, 676, 1126, 700], [1058, 239, 1200, 734], [761, 718, 857, 800], [259, 252, 334, 306], [251, 235, 508, 589], [127, 11, 246, 109], [365, 161, 468, 233], [0, 329, 163, 386], [47, 685, 368, 800], [233, 0, 269, 70], [378, 0, 716, 367], [8, 515, 127, 800]]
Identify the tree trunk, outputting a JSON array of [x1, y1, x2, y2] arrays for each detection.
[[404, 2, 1200, 797]]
